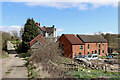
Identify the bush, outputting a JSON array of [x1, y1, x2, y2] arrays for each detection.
[[16, 41, 23, 53], [2, 52, 9, 58], [29, 41, 72, 78], [21, 52, 30, 58]]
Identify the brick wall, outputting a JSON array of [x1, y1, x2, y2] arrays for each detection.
[[59, 35, 72, 58], [72, 45, 85, 59], [59, 34, 108, 59], [84, 43, 108, 56]]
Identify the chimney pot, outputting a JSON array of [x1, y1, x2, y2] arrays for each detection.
[[39, 23, 40, 26]]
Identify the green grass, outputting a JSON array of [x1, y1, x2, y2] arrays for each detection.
[[5, 68, 13, 74], [23, 53, 37, 78], [5, 71, 11, 74], [10, 40, 22, 44], [28, 69, 37, 78], [98, 56, 109, 59], [27, 64, 37, 78], [21, 53, 30, 58], [8, 69, 13, 72], [67, 65, 120, 78]]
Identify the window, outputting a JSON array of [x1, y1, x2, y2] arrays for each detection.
[[88, 44, 89, 49], [61, 44, 64, 50], [61, 53, 64, 56], [102, 43, 104, 46], [80, 46, 83, 50], [99, 44, 101, 49], [95, 50, 97, 54], [88, 52, 89, 54], [79, 52, 81, 55], [92, 51, 93, 54], [96, 43, 97, 46], [102, 50, 104, 53]]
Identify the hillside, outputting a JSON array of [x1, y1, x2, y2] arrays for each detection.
[[102, 34, 120, 52]]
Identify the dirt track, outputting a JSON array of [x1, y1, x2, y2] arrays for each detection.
[[0, 54, 28, 78]]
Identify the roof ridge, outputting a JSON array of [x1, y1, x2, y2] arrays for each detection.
[[63, 34, 84, 45]]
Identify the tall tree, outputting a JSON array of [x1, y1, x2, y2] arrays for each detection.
[[22, 18, 39, 52]]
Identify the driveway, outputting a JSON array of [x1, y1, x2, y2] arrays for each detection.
[[0, 54, 28, 78]]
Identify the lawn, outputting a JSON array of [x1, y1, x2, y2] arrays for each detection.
[[66, 65, 120, 78]]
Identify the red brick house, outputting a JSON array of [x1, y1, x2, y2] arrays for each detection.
[[59, 34, 108, 59], [59, 34, 84, 59]]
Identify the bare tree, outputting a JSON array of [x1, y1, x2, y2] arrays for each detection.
[[11, 31, 19, 40], [30, 39, 61, 63], [11, 31, 18, 37], [29, 40, 72, 78], [20, 27, 24, 37]]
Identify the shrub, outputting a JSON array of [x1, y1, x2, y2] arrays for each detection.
[[29, 40, 72, 78], [2, 52, 9, 58], [16, 41, 23, 53]]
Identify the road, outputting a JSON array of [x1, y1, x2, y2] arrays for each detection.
[[0, 54, 28, 78]]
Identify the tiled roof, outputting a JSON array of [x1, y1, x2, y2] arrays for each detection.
[[30, 34, 46, 46], [77, 34, 108, 43], [63, 34, 84, 45], [40, 27, 52, 31]]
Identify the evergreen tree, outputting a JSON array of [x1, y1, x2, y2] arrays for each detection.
[[22, 18, 39, 52]]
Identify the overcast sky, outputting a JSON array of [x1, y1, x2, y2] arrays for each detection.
[[1, 0, 118, 36]]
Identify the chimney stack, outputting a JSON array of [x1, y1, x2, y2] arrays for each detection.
[[39, 23, 40, 26]]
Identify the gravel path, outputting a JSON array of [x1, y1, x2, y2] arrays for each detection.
[[0, 54, 28, 78]]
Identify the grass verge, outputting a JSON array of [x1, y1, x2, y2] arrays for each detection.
[[67, 65, 120, 78], [0, 52, 9, 59], [25, 61, 37, 78], [21, 52, 37, 78]]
